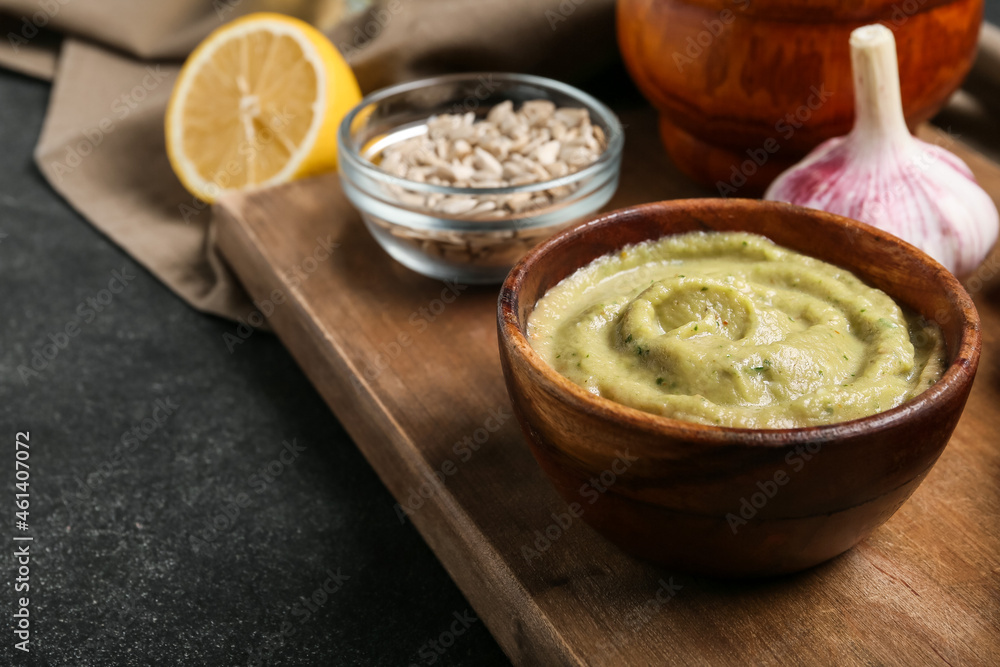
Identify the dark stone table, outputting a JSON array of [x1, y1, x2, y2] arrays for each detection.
[[0, 68, 509, 666]]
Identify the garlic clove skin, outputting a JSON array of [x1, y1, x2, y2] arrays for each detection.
[[763, 23, 999, 278], [765, 135, 999, 278]]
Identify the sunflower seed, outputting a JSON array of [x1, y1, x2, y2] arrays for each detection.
[[371, 99, 610, 265]]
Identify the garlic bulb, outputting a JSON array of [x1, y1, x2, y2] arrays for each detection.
[[764, 24, 998, 277]]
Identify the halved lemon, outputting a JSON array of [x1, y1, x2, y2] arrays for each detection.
[[165, 12, 361, 202]]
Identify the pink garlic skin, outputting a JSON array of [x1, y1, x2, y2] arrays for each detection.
[[764, 136, 999, 278], [765, 23, 998, 278]]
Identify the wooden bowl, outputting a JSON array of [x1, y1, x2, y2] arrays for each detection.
[[497, 199, 981, 577], [617, 0, 983, 194]]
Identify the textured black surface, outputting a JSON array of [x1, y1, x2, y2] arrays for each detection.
[[0, 69, 509, 667]]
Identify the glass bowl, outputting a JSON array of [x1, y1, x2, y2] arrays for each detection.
[[337, 72, 624, 284]]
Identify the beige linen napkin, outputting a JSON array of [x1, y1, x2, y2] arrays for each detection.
[[0, 0, 618, 320], [31, 41, 248, 317], [0, 0, 353, 64]]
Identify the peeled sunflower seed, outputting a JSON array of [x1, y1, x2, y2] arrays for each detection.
[[375, 99, 606, 219], [371, 100, 608, 267]]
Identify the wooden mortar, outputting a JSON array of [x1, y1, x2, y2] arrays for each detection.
[[617, 0, 983, 194]]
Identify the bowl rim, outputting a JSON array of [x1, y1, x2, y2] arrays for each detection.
[[336, 71, 625, 198], [498, 198, 982, 446]]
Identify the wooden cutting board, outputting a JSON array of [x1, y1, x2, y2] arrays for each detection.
[[215, 107, 1000, 666]]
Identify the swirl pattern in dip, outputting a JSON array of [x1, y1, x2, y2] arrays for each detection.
[[527, 232, 945, 428]]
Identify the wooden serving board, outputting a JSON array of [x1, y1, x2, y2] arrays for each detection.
[[215, 107, 1000, 666]]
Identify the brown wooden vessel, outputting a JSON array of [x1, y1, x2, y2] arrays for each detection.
[[498, 198, 981, 576], [617, 0, 983, 194]]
